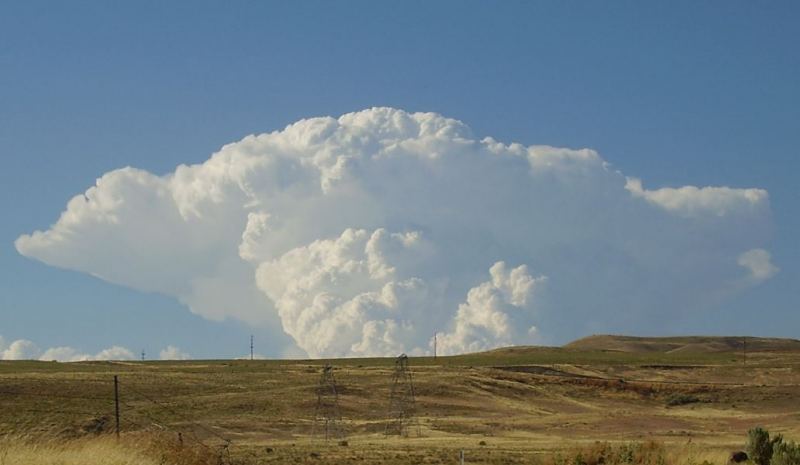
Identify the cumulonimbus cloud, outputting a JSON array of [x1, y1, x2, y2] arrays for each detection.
[[16, 108, 775, 357]]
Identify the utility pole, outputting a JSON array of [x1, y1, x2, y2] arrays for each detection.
[[743, 336, 747, 366], [114, 375, 120, 439], [141, 349, 145, 362], [250, 335, 254, 361]]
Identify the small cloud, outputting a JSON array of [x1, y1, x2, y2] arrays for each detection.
[[159, 345, 191, 360], [39, 346, 83, 361], [738, 248, 779, 282], [0, 336, 135, 362], [1, 339, 40, 360], [39, 345, 135, 361], [93, 346, 136, 361], [625, 177, 768, 218]]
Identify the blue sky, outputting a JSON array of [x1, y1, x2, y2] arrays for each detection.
[[1, 1, 797, 359]]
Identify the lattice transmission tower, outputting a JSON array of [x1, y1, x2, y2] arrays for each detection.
[[384, 354, 421, 437], [312, 364, 344, 440]]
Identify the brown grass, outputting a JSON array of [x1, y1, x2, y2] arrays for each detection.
[[545, 441, 732, 465], [0, 433, 219, 465], [2, 344, 800, 464]]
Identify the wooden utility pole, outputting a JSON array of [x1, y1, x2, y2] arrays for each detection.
[[114, 375, 120, 439], [743, 336, 747, 366]]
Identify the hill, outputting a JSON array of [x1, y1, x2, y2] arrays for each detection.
[[3, 338, 800, 464], [564, 334, 800, 353]]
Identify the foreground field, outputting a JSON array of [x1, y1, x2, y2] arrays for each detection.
[[1, 336, 799, 464], [0, 434, 220, 465], [0, 435, 734, 465]]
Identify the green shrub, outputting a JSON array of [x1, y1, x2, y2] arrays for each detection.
[[747, 427, 784, 465], [773, 441, 800, 465], [547, 441, 665, 465], [665, 394, 700, 407]]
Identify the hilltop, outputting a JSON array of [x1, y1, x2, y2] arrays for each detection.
[[564, 334, 800, 353]]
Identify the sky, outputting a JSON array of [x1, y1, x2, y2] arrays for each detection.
[[0, 1, 797, 360]]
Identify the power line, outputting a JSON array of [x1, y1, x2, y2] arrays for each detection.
[[119, 400, 216, 452], [121, 382, 231, 443], [312, 364, 344, 441], [120, 398, 233, 460], [385, 354, 420, 437]]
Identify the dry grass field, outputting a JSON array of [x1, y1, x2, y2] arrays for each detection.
[[1, 335, 799, 464]]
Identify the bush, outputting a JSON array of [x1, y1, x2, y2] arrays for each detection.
[[548, 441, 666, 465], [747, 427, 784, 465], [773, 441, 800, 465], [665, 394, 700, 407]]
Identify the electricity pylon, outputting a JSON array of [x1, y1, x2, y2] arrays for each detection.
[[312, 364, 344, 440], [385, 354, 421, 437]]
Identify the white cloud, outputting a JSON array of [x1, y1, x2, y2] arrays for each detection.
[[738, 248, 779, 282], [256, 228, 432, 357], [625, 177, 768, 218], [1, 339, 40, 360], [437, 262, 547, 355], [37, 345, 135, 362], [0, 336, 136, 362], [93, 346, 136, 361], [15, 108, 775, 356], [159, 345, 191, 360], [37, 346, 81, 361]]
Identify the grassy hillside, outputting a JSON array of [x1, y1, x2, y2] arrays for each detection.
[[2, 338, 800, 464], [564, 335, 800, 354]]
